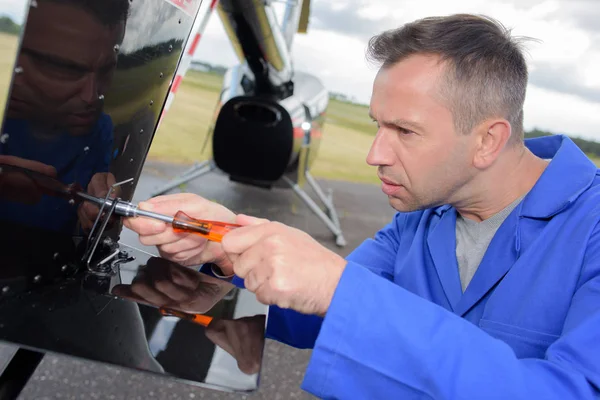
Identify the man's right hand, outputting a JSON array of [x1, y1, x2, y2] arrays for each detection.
[[123, 193, 238, 271]]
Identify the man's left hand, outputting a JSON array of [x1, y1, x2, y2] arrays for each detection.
[[222, 215, 347, 316], [78, 172, 120, 231]]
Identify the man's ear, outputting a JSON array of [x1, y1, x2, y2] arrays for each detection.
[[472, 119, 511, 169]]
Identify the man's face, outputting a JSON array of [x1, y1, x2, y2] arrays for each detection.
[[367, 54, 477, 212], [8, 2, 124, 135]]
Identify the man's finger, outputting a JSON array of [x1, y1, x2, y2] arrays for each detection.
[[235, 214, 269, 226], [222, 222, 281, 255], [232, 242, 266, 281]]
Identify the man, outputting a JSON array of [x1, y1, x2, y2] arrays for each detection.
[[0, 0, 129, 233], [125, 14, 600, 399]]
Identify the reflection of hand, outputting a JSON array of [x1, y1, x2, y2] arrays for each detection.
[[78, 172, 120, 231], [123, 193, 240, 269], [0, 155, 57, 204], [111, 257, 233, 313], [205, 315, 266, 375]]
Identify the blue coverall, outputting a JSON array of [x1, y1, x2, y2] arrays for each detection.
[[259, 134, 600, 399]]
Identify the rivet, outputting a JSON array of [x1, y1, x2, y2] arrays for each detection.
[[149, 100, 154, 106], [31, 0, 38, 7], [98, 94, 105, 101], [2, 287, 9, 294], [159, 72, 164, 78], [114, 44, 120, 53], [68, 199, 75, 205], [83, 146, 90, 153], [178, 18, 182, 24], [168, 45, 173, 52], [129, 158, 134, 163], [139, 129, 144, 134], [33, 275, 42, 283], [0, 133, 9, 144], [61, 265, 68, 272], [53, 252, 60, 260], [14, 66, 23, 74]]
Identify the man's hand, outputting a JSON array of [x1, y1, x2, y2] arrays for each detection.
[[205, 315, 266, 375], [123, 193, 236, 268], [0, 155, 57, 204], [222, 216, 347, 316], [78, 172, 120, 231], [111, 257, 234, 313]]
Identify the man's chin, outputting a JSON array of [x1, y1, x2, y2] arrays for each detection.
[[388, 197, 422, 213]]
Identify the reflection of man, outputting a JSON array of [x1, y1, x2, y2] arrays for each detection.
[[0, 0, 130, 233], [126, 14, 600, 399]]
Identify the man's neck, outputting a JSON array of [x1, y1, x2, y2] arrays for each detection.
[[453, 145, 549, 222]]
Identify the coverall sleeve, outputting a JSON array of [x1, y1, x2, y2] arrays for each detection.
[[300, 232, 600, 398], [265, 212, 406, 349]]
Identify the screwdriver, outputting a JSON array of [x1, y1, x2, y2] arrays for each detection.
[[76, 191, 240, 242], [159, 307, 213, 327]]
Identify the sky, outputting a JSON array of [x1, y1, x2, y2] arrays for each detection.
[[3, 0, 600, 141], [191, 0, 600, 141]]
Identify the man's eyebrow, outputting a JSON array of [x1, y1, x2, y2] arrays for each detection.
[[389, 118, 425, 132], [21, 47, 90, 72], [368, 112, 425, 132]]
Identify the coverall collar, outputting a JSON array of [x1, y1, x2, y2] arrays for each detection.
[[432, 135, 598, 219]]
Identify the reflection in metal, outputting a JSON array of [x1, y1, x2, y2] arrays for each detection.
[[0, 0, 269, 395], [0, 245, 268, 392]]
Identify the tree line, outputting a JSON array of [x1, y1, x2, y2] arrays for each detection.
[[526, 129, 600, 158], [0, 16, 20, 35]]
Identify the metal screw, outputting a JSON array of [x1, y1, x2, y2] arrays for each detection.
[[149, 100, 154, 106], [83, 146, 90, 153], [98, 94, 105, 101], [14, 66, 23, 74], [168, 45, 173, 52], [114, 44, 120, 52], [61, 265, 68, 272], [139, 129, 144, 134], [33, 275, 42, 283], [129, 158, 134, 163], [2, 287, 9, 294], [159, 72, 164, 78], [53, 252, 60, 260], [68, 199, 75, 205]]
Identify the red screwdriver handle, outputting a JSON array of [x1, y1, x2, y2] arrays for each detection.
[[172, 211, 241, 242]]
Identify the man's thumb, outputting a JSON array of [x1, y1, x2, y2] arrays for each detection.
[[235, 214, 269, 226]]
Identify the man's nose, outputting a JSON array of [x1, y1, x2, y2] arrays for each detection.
[[366, 129, 394, 166], [79, 73, 100, 105]]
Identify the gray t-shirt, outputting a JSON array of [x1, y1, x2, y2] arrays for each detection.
[[455, 196, 524, 291]]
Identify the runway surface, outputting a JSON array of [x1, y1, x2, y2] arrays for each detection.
[[11, 161, 395, 400]]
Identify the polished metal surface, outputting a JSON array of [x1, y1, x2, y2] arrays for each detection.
[[0, 0, 270, 394], [0, 243, 268, 393]]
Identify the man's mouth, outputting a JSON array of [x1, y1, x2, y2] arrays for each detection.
[[379, 175, 403, 195]]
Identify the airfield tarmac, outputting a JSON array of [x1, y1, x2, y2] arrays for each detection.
[[12, 161, 395, 400]]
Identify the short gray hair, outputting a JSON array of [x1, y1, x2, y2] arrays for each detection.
[[367, 14, 532, 142]]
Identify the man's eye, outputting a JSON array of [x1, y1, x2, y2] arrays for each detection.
[[398, 127, 412, 135]]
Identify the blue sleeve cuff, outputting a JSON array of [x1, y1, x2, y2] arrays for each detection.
[[198, 263, 245, 289]]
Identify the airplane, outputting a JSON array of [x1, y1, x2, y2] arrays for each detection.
[[150, 0, 347, 247], [0, 0, 340, 397]]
